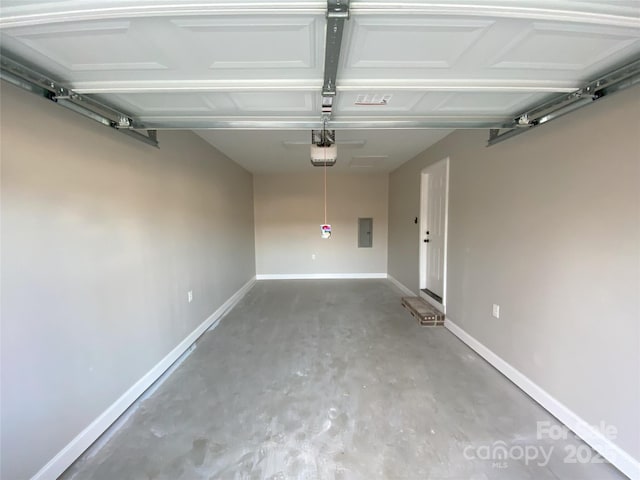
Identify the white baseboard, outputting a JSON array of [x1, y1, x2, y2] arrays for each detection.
[[256, 273, 387, 280], [387, 274, 416, 296], [32, 276, 256, 480], [444, 318, 640, 480]]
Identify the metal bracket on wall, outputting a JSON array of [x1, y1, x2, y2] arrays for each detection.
[[0, 54, 159, 147], [487, 57, 640, 146], [321, 0, 350, 123]]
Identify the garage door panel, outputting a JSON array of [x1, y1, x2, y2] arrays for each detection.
[[169, 17, 321, 72], [341, 17, 494, 71], [488, 23, 640, 73], [93, 91, 317, 116], [339, 15, 640, 82], [2, 20, 172, 75], [334, 90, 551, 117], [1, 13, 325, 83]]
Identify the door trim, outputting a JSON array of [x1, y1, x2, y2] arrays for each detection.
[[419, 157, 450, 313]]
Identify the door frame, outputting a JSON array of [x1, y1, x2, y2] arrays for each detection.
[[419, 157, 450, 313]]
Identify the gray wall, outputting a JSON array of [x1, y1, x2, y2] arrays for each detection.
[[0, 82, 256, 479], [388, 85, 640, 461], [254, 173, 388, 275]]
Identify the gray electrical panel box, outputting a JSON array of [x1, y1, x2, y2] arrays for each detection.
[[358, 217, 373, 248]]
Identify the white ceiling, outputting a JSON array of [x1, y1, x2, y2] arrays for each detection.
[[195, 129, 452, 173], [1, 0, 639, 173]]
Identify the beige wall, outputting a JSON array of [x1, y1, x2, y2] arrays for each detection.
[[254, 173, 388, 275], [388, 86, 640, 463], [0, 82, 256, 479]]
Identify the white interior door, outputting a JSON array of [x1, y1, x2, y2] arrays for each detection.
[[419, 158, 449, 311]]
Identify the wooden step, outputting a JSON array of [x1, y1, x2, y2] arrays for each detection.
[[401, 296, 445, 326]]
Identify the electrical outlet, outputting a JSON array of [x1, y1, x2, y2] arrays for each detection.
[[188, 290, 193, 303], [492, 304, 500, 319]]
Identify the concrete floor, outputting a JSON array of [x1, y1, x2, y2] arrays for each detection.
[[62, 280, 625, 479]]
